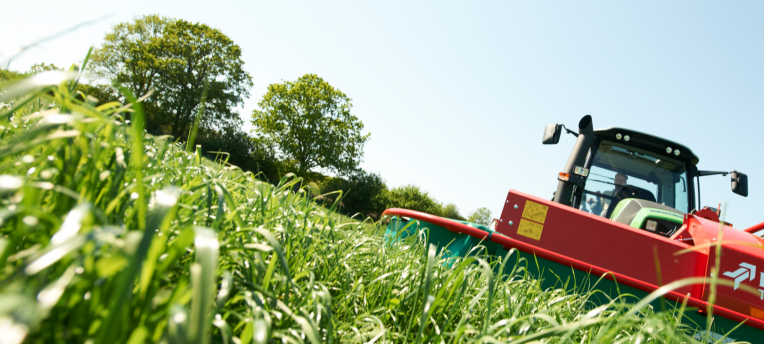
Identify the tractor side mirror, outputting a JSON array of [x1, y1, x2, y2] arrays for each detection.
[[542, 124, 562, 144], [731, 171, 748, 197]]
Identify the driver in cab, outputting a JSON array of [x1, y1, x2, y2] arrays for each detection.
[[585, 172, 628, 216]]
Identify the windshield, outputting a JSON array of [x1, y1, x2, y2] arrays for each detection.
[[580, 140, 689, 218]]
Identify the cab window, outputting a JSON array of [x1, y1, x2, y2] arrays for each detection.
[[579, 140, 689, 217]]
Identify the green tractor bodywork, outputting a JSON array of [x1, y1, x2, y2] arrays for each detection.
[[609, 198, 685, 236]]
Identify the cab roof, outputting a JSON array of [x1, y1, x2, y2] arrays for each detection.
[[594, 127, 700, 165]]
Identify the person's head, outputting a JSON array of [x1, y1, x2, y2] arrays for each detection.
[[614, 173, 628, 186]]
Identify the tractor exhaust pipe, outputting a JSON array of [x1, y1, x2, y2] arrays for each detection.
[[553, 115, 594, 206]]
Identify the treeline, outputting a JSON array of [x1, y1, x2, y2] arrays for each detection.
[[1, 63, 282, 181], [318, 170, 492, 222], [1, 14, 491, 222]]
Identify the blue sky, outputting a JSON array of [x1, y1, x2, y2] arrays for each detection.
[[2, 1, 763, 228]]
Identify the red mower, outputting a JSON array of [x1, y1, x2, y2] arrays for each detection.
[[384, 115, 764, 342]]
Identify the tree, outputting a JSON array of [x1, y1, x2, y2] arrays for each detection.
[[441, 203, 465, 220], [321, 170, 387, 219], [194, 124, 280, 182], [252, 74, 370, 180], [1, 63, 62, 82], [0, 69, 24, 82], [75, 83, 120, 106], [467, 207, 492, 225], [89, 15, 253, 138], [28, 63, 63, 75], [380, 185, 443, 216]]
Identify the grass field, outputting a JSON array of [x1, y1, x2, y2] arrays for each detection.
[[0, 71, 727, 343]]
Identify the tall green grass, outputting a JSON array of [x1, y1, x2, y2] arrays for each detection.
[[0, 69, 720, 343]]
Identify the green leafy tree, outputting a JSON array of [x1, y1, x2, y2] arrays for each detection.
[[467, 207, 492, 225], [89, 15, 253, 138], [1, 63, 62, 82], [0, 63, 117, 106], [381, 185, 443, 216], [0, 69, 24, 82], [75, 83, 120, 106], [252, 74, 370, 180], [441, 203, 465, 220], [28, 63, 63, 75], [194, 124, 279, 181], [321, 170, 387, 219]]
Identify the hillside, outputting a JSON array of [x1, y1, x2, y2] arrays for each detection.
[[0, 73, 713, 343]]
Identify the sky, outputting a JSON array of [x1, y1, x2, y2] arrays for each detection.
[[2, 1, 764, 229]]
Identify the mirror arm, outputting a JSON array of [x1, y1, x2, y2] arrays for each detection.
[[697, 170, 748, 197], [697, 170, 729, 177], [562, 124, 579, 137]]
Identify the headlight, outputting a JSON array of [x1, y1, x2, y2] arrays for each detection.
[[646, 220, 657, 231]]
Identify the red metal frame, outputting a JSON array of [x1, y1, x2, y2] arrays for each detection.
[[382, 208, 490, 240], [497, 190, 704, 296], [487, 229, 764, 331], [744, 221, 764, 234]]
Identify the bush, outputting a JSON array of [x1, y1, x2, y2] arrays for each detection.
[[76, 83, 120, 106], [322, 179, 466, 220], [321, 170, 387, 219], [1, 68, 26, 81], [440, 203, 465, 220], [194, 125, 280, 182], [380, 184, 443, 216]]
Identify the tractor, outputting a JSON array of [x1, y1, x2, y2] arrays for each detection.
[[383, 115, 764, 342]]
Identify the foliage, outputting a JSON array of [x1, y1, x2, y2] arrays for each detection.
[[2, 64, 118, 106], [0, 71, 347, 344], [320, 170, 387, 219], [194, 124, 280, 182], [89, 14, 253, 138], [320, 177, 466, 221], [251, 74, 370, 181], [1, 63, 63, 82], [74, 83, 120, 106], [27, 63, 63, 75], [0, 69, 25, 82], [467, 206, 492, 225], [381, 184, 444, 216], [440, 203, 465, 220]]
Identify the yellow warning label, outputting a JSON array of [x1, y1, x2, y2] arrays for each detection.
[[517, 219, 544, 240], [521, 200, 548, 224]]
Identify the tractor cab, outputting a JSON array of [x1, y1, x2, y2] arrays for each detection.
[[543, 115, 748, 237]]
